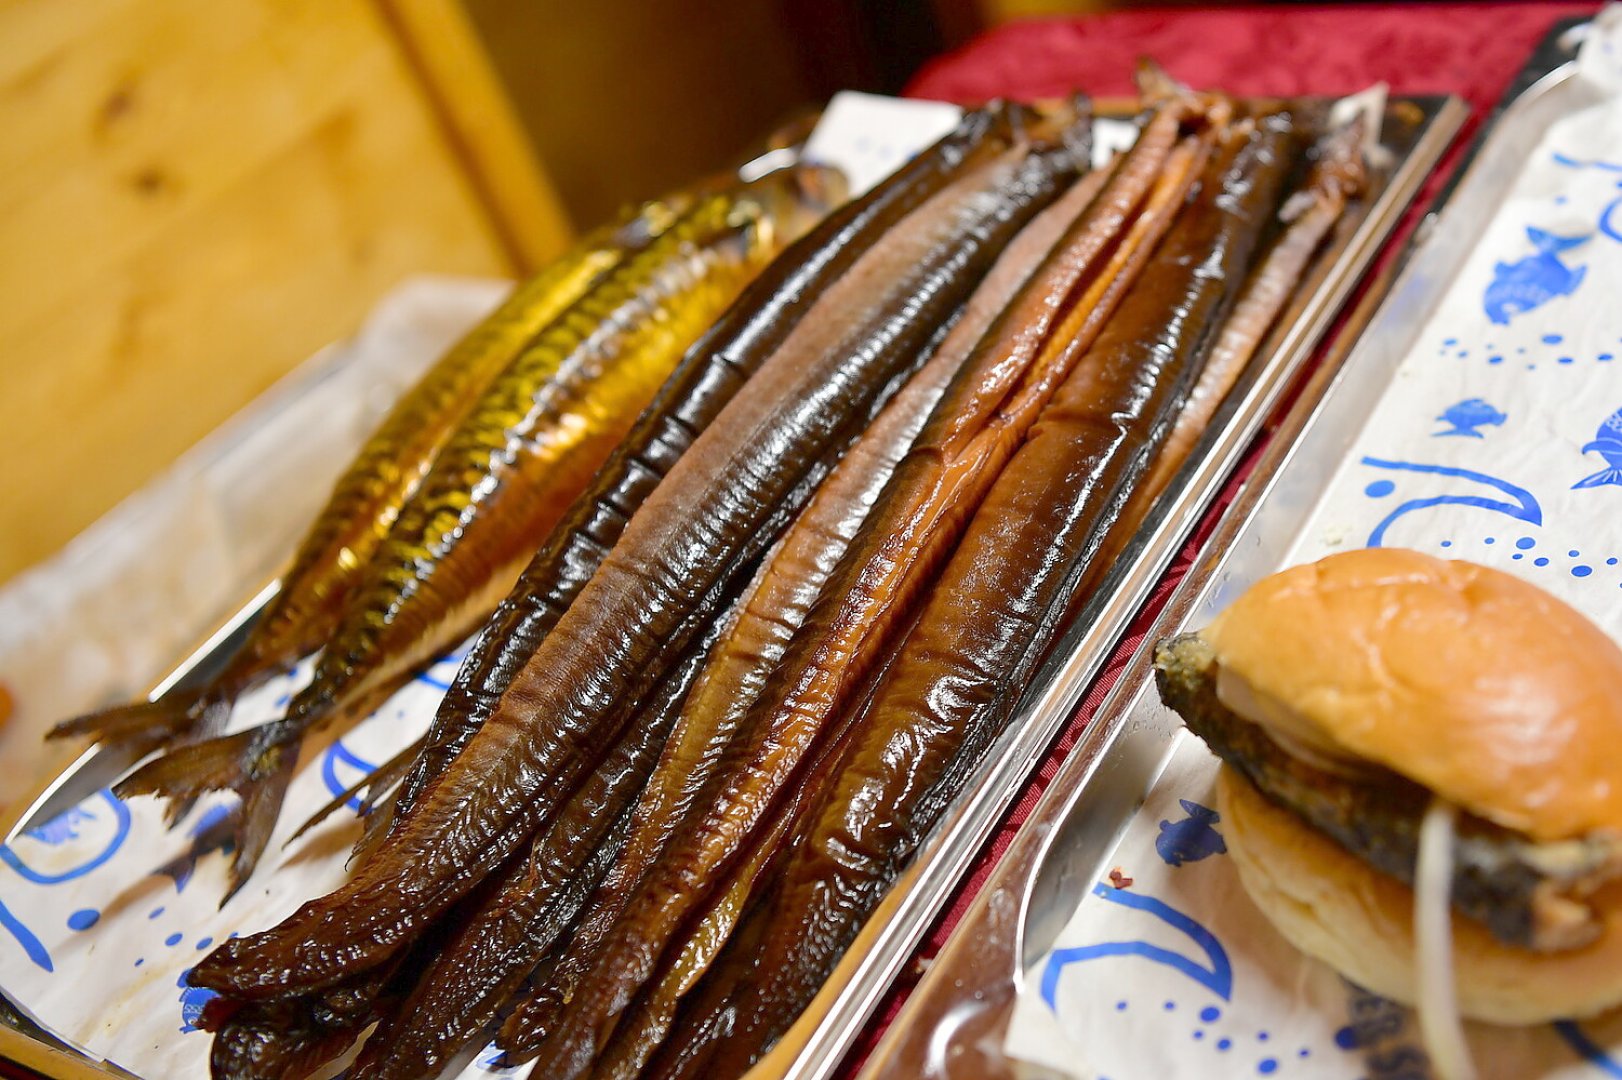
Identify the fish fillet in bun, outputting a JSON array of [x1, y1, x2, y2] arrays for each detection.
[[1154, 547, 1622, 1028]]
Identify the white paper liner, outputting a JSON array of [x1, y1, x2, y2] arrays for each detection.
[[1007, 9, 1622, 1078]]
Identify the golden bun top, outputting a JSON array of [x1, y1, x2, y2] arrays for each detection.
[[1204, 548, 1622, 842]]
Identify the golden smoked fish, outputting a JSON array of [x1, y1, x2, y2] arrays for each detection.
[[48, 199, 684, 753], [116, 169, 828, 897]]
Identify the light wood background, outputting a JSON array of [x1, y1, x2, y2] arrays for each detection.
[[0, 0, 572, 586]]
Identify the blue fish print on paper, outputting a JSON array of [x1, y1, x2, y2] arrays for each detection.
[[152, 804, 236, 894], [1573, 407, 1622, 490], [1433, 398, 1507, 438], [1483, 227, 1589, 325], [177, 968, 219, 1034], [1156, 800, 1227, 867]]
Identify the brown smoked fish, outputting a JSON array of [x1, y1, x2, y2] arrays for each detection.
[[528, 104, 1203, 1078], [188, 116, 1082, 1000], [48, 200, 682, 753], [117, 172, 822, 897], [711, 116, 1297, 1073]]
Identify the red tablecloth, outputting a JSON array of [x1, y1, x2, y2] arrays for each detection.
[[850, 2, 1600, 1072]]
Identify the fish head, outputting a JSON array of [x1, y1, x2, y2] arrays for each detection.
[[1584, 438, 1622, 462]]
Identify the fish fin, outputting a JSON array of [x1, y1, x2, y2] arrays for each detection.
[[1527, 227, 1588, 253], [1572, 467, 1622, 490], [222, 758, 296, 905], [47, 689, 211, 747], [350, 789, 400, 868], [114, 725, 298, 901], [163, 795, 200, 831], [288, 736, 422, 848]]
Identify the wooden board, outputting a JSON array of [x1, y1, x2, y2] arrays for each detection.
[[0, 0, 572, 585]]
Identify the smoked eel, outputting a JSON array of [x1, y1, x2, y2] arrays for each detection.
[[347, 609, 734, 1080], [507, 144, 1110, 1071], [48, 200, 681, 753], [529, 105, 1193, 1079], [711, 117, 1298, 1072], [117, 172, 819, 898], [1135, 117, 1365, 509], [189, 118, 1079, 1001], [367, 109, 1010, 853], [205, 965, 396, 1080]]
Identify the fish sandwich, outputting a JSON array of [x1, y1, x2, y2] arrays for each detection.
[[1154, 548, 1622, 1025]]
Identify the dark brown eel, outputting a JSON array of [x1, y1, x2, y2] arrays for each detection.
[[707, 113, 1298, 1074], [366, 106, 1014, 855]]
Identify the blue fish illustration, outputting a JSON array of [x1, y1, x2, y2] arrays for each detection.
[[1156, 799, 1227, 866], [1433, 397, 1507, 438], [1482, 227, 1588, 325], [177, 969, 219, 1033], [152, 803, 235, 894], [1573, 406, 1622, 490]]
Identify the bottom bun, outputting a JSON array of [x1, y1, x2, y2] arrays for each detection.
[[1217, 767, 1622, 1024]]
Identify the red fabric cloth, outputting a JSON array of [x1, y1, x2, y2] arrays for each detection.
[[909, 2, 1597, 106], [844, 2, 1599, 1073]]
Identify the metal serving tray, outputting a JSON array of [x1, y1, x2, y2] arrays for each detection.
[[855, 20, 1590, 1080], [0, 94, 1464, 1079], [761, 92, 1466, 1080]]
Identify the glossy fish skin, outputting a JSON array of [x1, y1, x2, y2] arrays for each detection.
[[347, 604, 737, 1080], [191, 122, 1077, 1004], [118, 177, 812, 899], [373, 112, 1007, 850], [712, 119, 1296, 1072], [506, 143, 1112, 1073], [46, 204, 677, 753], [527, 120, 1116, 1079], [205, 963, 398, 1080], [531, 109, 1215, 1080], [1132, 117, 1361, 513]]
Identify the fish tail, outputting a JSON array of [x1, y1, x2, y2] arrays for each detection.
[[1572, 467, 1622, 490], [114, 725, 299, 901], [47, 687, 218, 748]]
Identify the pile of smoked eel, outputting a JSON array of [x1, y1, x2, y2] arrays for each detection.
[[50, 71, 1367, 1080]]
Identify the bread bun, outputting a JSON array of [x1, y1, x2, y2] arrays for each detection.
[[1203, 548, 1622, 842], [1218, 768, 1622, 1024]]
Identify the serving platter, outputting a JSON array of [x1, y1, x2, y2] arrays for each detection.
[[855, 17, 1604, 1080], [0, 91, 1464, 1079]]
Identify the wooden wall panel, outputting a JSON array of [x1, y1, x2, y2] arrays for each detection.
[[0, 0, 565, 583]]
